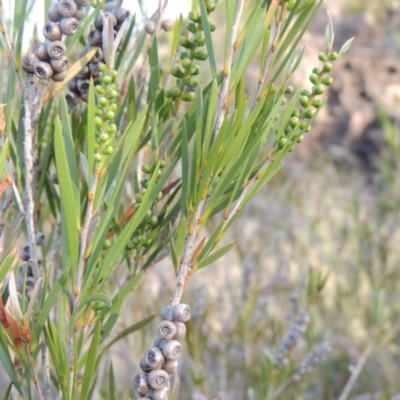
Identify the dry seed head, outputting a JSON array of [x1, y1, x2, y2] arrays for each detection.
[[50, 56, 68, 73], [43, 22, 62, 41], [157, 320, 178, 340], [140, 347, 165, 372], [148, 369, 170, 390], [58, 0, 78, 18], [47, 41, 66, 59], [34, 61, 54, 79], [133, 373, 150, 395], [59, 17, 79, 35], [157, 339, 182, 361]]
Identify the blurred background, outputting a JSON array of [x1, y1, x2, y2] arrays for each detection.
[[2, 0, 400, 399]]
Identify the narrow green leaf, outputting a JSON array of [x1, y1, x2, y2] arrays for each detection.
[[199, 0, 217, 76], [2, 382, 13, 400], [169, 15, 183, 67], [115, 14, 136, 70], [0, 138, 9, 178], [109, 362, 117, 400], [325, 10, 334, 52], [149, 35, 159, 102], [80, 323, 102, 400], [339, 37, 354, 56], [54, 109, 80, 272], [196, 241, 236, 269], [181, 119, 189, 215], [0, 252, 17, 284]]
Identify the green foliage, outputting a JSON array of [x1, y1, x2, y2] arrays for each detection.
[[0, 0, 351, 398]]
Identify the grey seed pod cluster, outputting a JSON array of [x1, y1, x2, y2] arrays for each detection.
[[134, 303, 191, 399], [23, 0, 90, 82], [276, 305, 310, 368], [292, 341, 331, 381], [67, 2, 130, 107]]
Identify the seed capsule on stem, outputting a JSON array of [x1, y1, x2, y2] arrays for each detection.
[[157, 321, 177, 340], [74, 6, 87, 21], [47, 3, 62, 22], [58, 0, 78, 18], [59, 17, 79, 36], [34, 61, 54, 79], [50, 56, 68, 73], [140, 347, 165, 372], [162, 359, 178, 375], [147, 388, 170, 400], [157, 339, 182, 361], [22, 53, 37, 73], [47, 41, 66, 59], [133, 373, 151, 395], [51, 68, 68, 82], [77, 78, 90, 93], [75, 0, 90, 6], [88, 29, 103, 46], [35, 42, 49, 61], [43, 22, 62, 41], [173, 322, 186, 341], [65, 91, 81, 110], [148, 369, 170, 390]]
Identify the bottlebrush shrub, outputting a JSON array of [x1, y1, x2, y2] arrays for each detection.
[[0, 0, 352, 399]]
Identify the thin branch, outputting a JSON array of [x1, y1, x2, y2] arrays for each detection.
[[0, 189, 13, 238], [212, 0, 245, 144], [41, 341, 51, 400], [338, 343, 375, 400]]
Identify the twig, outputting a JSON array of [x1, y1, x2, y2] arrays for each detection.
[[338, 343, 375, 400], [75, 172, 100, 296], [41, 341, 51, 400], [251, 3, 285, 109], [0, 189, 13, 238], [4, 165, 25, 214], [212, 0, 245, 144], [170, 199, 205, 307], [27, 350, 45, 400]]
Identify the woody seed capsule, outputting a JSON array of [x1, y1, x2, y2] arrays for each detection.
[[43, 22, 62, 41], [47, 41, 67, 59], [148, 369, 170, 390], [133, 373, 150, 395], [58, 0, 78, 18], [140, 347, 165, 372], [157, 339, 183, 361]]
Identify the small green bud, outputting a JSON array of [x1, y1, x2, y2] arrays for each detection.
[[309, 73, 319, 85], [287, 0, 296, 10], [312, 99, 323, 108], [189, 65, 200, 76], [150, 215, 158, 225], [284, 126, 292, 135], [145, 210, 152, 218], [321, 76, 333, 86], [103, 239, 112, 249], [103, 145, 114, 155], [297, 134, 304, 143], [289, 117, 299, 128], [181, 58, 193, 69], [165, 89, 174, 99], [110, 70, 118, 80], [98, 97, 108, 107], [179, 36, 194, 49], [328, 52, 338, 61], [300, 89, 310, 97], [171, 65, 184, 78], [170, 86, 182, 97], [94, 152, 102, 162], [206, 2, 216, 12], [304, 123, 312, 132], [141, 164, 152, 174], [99, 63, 108, 73], [159, 160, 166, 168], [138, 234, 147, 242], [193, 50, 208, 60], [95, 107, 103, 116], [278, 137, 288, 149], [313, 85, 325, 95], [304, 109, 316, 119], [284, 85, 294, 94], [187, 21, 197, 33], [107, 123, 117, 134], [318, 53, 328, 62], [300, 96, 309, 107], [109, 103, 117, 112], [140, 178, 149, 188], [322, 62, 333, 73], [94, 117, 103, 127], [194, 32, 206, 46], [102, 75, 112, 85], [108, 90, 118, 99], [105, 110, 115, 120], [180, 51, 190, 60], [99, 132, 109, 143], [126, 240, 135, 250], [299, 121, 308, 130], [93, 302, 106, 311], [188, 10, 200, 22], [312, 67, 321, 75], [281, 97, 287, 105], [185, 77, 199, 87], [288, 144, 295, 152], [135, 193, 144, 203], [182, 92, 196, 101], [291, 109, 300, 117], [209, 22, 217, 32], [95, 85, 105, 95], [91, 0, 98, 6], [156, 191, 163, 200]]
